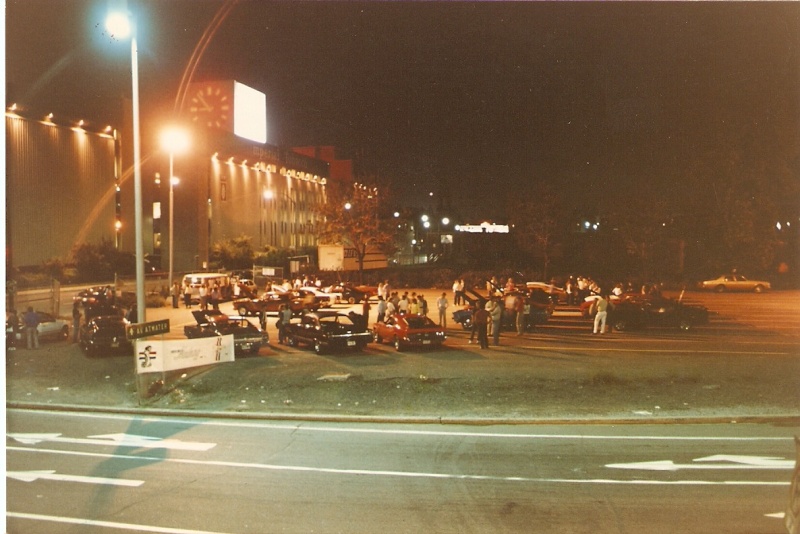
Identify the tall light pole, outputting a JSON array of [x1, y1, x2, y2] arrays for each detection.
[[160, 127, 190, 293], [106, 9, 145, 323]]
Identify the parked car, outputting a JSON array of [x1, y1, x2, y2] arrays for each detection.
[[79, 315, 133, 357], [295, 286, 335, 306], [324, 283, 376, 304], [699, 274, 771, 293], [234, 290, 322, 317], [583, 294, 709, 331], [372, 313, 446, 351], [525, 282, 567, 304], [310, 285, 343, 304], [284, 311, 372, 354], [73, 286, 115, 306], [184, 311, 265, 355], [16, 311, 71, 343]]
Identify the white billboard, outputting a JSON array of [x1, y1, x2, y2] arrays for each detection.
[[134, 336, 235, 374], [234, 81, 267, 143]]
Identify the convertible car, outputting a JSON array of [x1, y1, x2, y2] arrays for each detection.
[[184, 311, 265, 355], [284, 311, 372, 354], [372, 313, 446, 351]]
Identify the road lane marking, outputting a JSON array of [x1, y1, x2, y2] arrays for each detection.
[[8, 432, 216, 451], [8, 446, 790, 487], [7, 469, 144, 486], [7, 512, 233, 534]]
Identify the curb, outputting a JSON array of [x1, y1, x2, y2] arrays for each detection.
[[8, 402, 800, 426]]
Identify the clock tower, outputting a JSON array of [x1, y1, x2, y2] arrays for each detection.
[[187, 80, 266, 144]]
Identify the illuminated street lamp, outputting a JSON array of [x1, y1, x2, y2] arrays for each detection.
[[106, 9, 145, 322], [159, 126, 190, 292]]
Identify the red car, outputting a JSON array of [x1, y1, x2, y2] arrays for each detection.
[[372, 313, 446, 351]]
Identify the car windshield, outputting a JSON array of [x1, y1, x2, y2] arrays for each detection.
[[94, 317, 123, 327], [320, 315, 355, 327], [405, 316, 436, 328]]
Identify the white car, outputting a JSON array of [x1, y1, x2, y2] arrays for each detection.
[[13, 311, 70, 343], [699, 274, 771, 293]]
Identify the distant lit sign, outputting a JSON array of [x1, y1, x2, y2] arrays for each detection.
[[454, 223, 509, 233], [234, 81, 267, 144]]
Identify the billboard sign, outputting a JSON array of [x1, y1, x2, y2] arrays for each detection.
[[134, 335, 235, 374]]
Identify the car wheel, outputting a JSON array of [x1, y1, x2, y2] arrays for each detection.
[[348, 296, 356, 304], [613, 319, 628, 332], [393, 337, 403, 351], [373, 331, 382, 344], [754, 285, 765, 293], [461, 320, 472, 331], [714, 285, 726, 293], [286, 336, 296, 347], [237, 306, 249, 316], [314, 340, 323, 354], [679, 320, 692, 331]]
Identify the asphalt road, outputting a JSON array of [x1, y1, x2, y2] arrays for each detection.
[[7, 408, 798, 534]]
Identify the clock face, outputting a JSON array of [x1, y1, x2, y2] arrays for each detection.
[[189, 86, 231, 129]]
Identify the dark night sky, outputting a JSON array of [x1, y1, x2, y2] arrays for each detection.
[[6, 0, 800, 217]]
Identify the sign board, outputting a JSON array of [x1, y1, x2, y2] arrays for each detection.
[[134, 335, 235, 374], [126, 319, 170, 340]]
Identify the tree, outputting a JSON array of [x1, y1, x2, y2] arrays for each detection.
[[506, 183, 564, 280], [315, 181, 394, 282], [210, 234, 256, 270]]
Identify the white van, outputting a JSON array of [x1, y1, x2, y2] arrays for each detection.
[[182, 273, 232, 303]]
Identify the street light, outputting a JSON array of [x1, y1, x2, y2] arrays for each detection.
[[106, 9, 145, 323], [159, 126, 190, 292]]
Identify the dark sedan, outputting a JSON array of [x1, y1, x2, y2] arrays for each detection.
[[79, 315, 133, 357], [284, 311, 372, 354], [584, 295, 709, 332], [184, 311, 265, 355], [372, 313, 446, 351]]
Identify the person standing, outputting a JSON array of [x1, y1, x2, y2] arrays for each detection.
[[376, 296, 387, 323], [259, 307, 268, 333], [71, 302, 81, 343], [183, 282, 192, 308], [198, 283, 208, 310], [362, 298, 371, 328], [436, 292, 449, 328], [23, 307, 40, 349], [593, 293, 611, 334], [486, 297, 502, 346], [398, 293, 409, 314], [472, 305, 490, 349], [514, 295, 525, 336], [452, 279, 460, 306], [171, 282, 180, 309], [418, 294, 428, 317], [210, 284, 221, 311]]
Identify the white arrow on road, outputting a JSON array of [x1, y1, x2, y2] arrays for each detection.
[[8, 433, 216, 451], [7, 470, 144, 487], [607, 454, 794, 471]]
